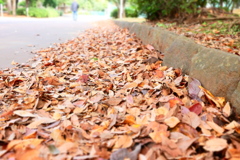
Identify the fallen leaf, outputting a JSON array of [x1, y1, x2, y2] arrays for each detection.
[[182, 112, 201, 128], [224, 121, 240, 130], [200, 86, 225, 108], [124, 82, 138, 90], [173, 123, 199, 138], [146, 44, 155, 51], [90, 93, 104, 103], [7, 139, 43, 150], [203, 138, 228, 152], [160, 136, 183, 158], [123, 115, 136, 125], [222, 102, 231, 117], [154, 70, 164, 78], [207, 121, 224, 134], [189, 103, 202, 115], [107, 98, 122, 106], [148, 122, 169, 143], [48, 145, 60, 155], [110, 144, 142, 160], [164, 116, 180, 128], [114, 135, 133, 149], [155, 107, 169, 116], [13, 110, 36, 117], [169, 97, 183, 108], [188, 78, 201, 99], [51, 129, 65, 146], [79, 74, 89, 83]]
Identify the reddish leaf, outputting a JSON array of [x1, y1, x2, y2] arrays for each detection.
[[189, 103, 202, 115], [79, 74, 89, 83]]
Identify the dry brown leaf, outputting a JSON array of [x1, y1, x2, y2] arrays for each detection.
[[123, 114, 136, 125], [90, 93, 104, 103], [164, 116, 180, 128], [182, 112, 201, 128], [224, 121, 240, 130], [200, 86, 225, 108], [222, 102, 231, 117], [114, 135, 133, 149], [124, 82, 138, 90], [148, 122, 169, 143], [7, 139, 43, 150], [27, 117, 56, 128], [203, 138, 228, 152], [207, 121, 224, 134], [107, 97, 122, 106], [155, 107, 169, 116], [13, 110, 36, 117], [173, 123, 199, 138], [160, 136, 183, 158], [51, 129, 65, 146]]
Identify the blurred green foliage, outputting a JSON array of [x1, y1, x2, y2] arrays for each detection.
[[16, 7, 59, 17], [111, 7, 138, 18], [130, 0, 240, 20]]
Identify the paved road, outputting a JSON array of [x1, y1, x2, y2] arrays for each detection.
[[0, 14, 109, 69]]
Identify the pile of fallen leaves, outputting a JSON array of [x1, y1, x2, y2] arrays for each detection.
[[149, 21, 240, 56], [0, 22, 239, 160]]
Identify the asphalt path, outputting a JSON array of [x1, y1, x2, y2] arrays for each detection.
[[0, 14, 109, 69]]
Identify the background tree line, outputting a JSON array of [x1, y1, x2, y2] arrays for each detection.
[[1, 0, 108, 15], [1, 0, 239, 19]]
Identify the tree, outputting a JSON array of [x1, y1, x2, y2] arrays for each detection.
[[5, 0, 18, 15], [25, 0, 38, 7], [132, 0, 240, 21], [109, 0, 126, 18], [43, 0, 57, 8]]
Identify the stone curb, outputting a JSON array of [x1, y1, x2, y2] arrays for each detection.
[[114, 21, 240, 113]]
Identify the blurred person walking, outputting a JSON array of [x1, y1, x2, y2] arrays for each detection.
[[71, 0, 79, 21]]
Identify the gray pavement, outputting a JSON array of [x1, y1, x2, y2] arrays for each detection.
[[0, 14, 110, 69]]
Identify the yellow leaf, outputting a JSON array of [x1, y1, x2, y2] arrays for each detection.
[[199, 86, 225, 108], [155, 107, 169, 116], [127, 73, 133, 82]]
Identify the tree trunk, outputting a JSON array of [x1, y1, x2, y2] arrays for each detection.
[[220, 0, 223, 8], [7, 0, 12, 14], [12, 0, 16, 16], [119, 0, 123, 18], [0, 4, 3, 17], [26, 0, 29, 8]]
